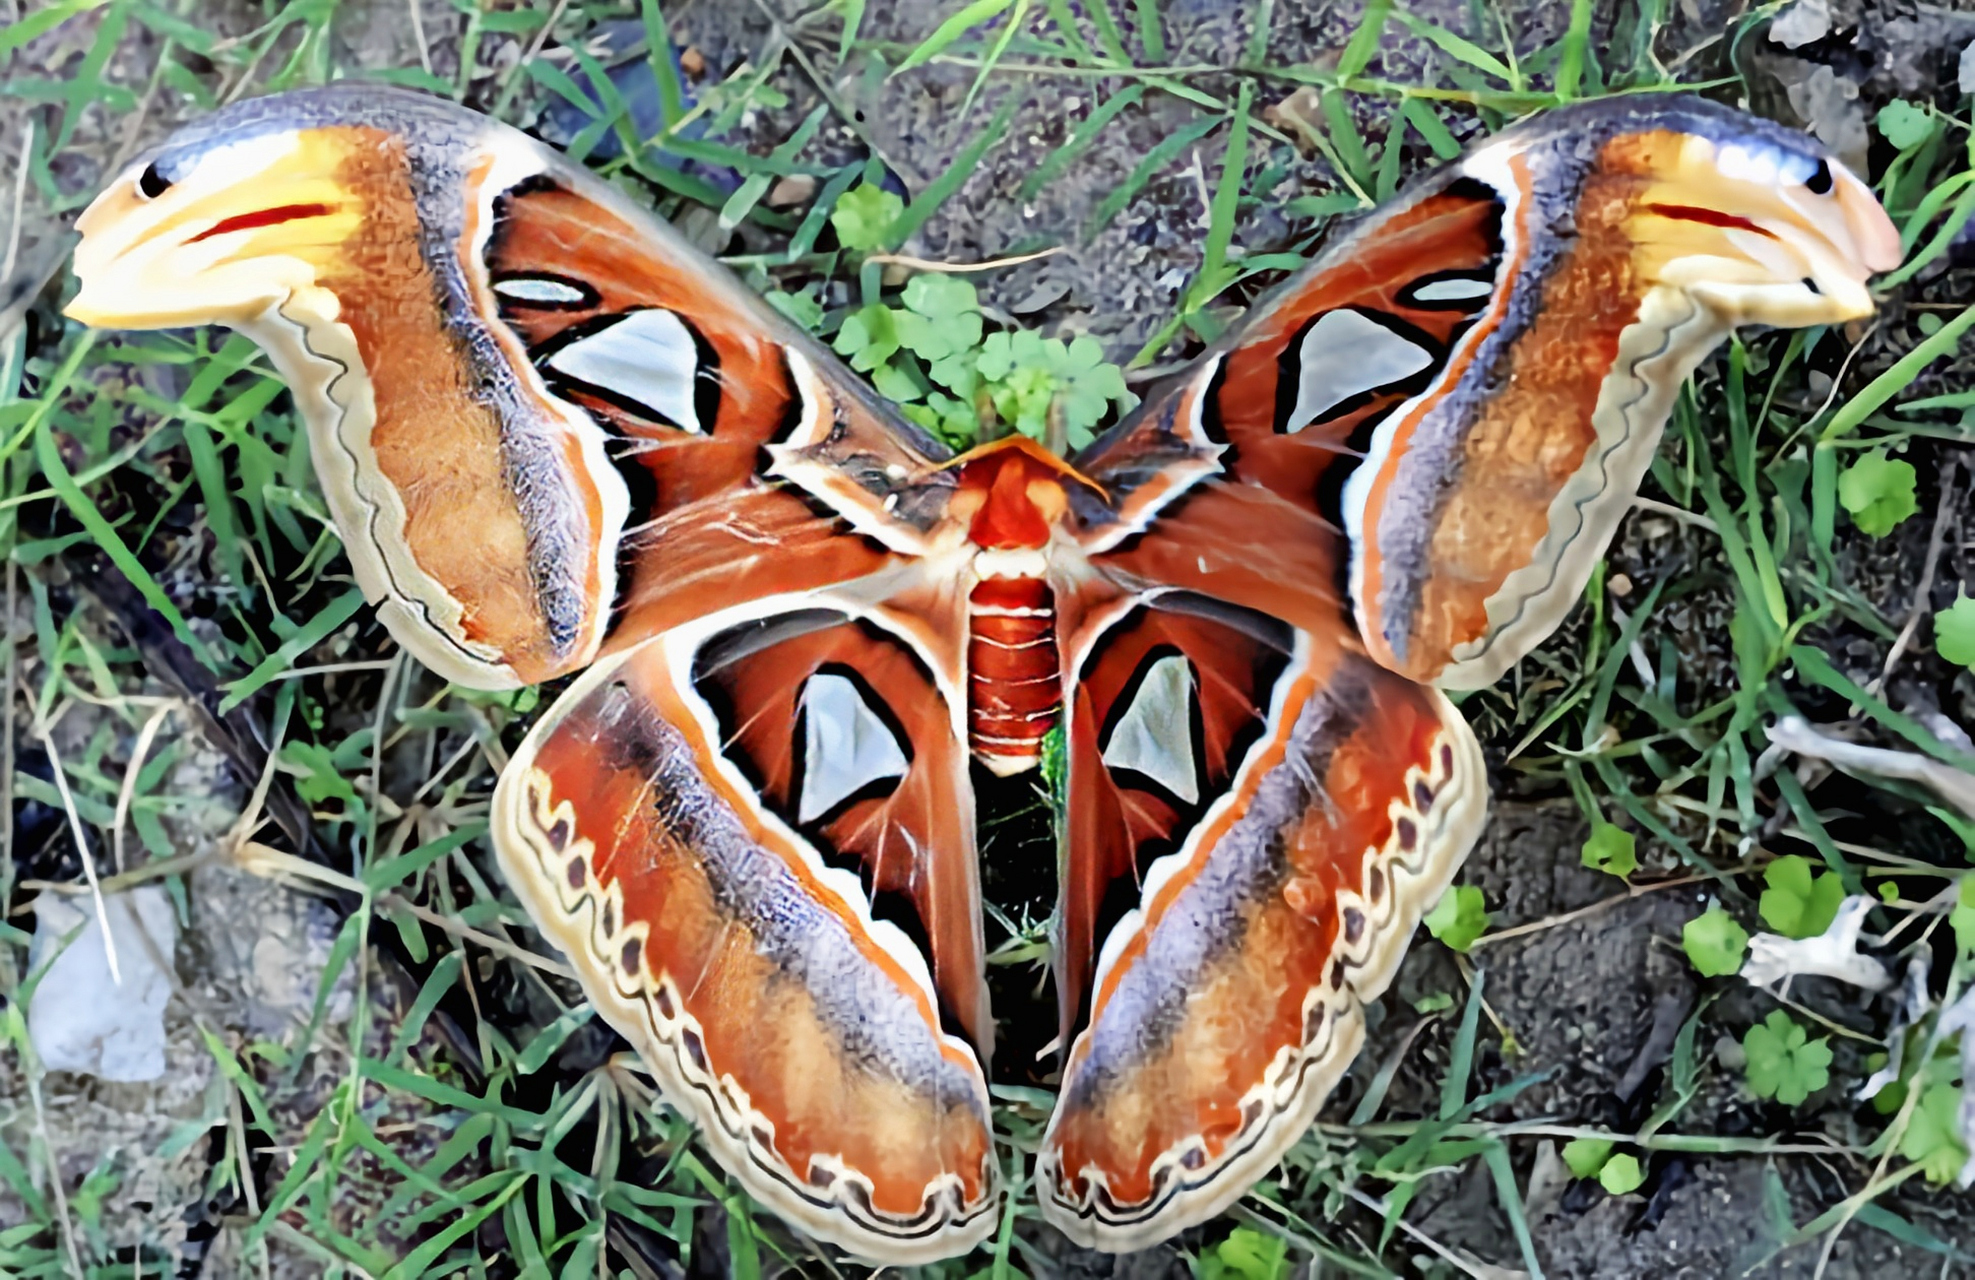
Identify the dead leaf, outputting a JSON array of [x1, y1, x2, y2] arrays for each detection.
[[1740, 896, 1891, 992]]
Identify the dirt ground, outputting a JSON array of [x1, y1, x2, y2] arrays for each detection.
[[6, 0, 1975, 1276]]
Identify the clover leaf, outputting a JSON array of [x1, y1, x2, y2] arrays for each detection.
[[1582, 822, 1637, 878], [1876, 101, 1934, 151], [832, 303, 901, 373], [1837, 450, 1918, 537], [1053, 335, 1129, 449], [1743, 1011, 1831, 1106], [1900, 1081, 1969, 1184], [1598, 1153, 1645, 1195], [1682, 905, 1749, 977], [1562, 1137, 1645, 1194], [1424, 883, 1488, 952], [830, 182, 904, 253], [895, 275, 983, 363], [869, 359, 923, 405], [1758, 854, 1845, 939], [1562, 1137, 1614, 1179], [279, 739, 366, 820], [902, 392, 981, 450], [1936, 593, 1975, 671], [1199, 1226, 1290, 1280], [1952, 876, 1975, 954], [765, 288, 825, 332], [977, 330, 1130, 449]]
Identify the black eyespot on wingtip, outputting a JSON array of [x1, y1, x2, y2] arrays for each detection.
[[136, 163, 172, 199], [1802, 276, 1821, 296], [1806, 159, 1833, 196]]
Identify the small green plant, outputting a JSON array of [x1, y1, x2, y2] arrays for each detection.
[[1198, 1226, 1291, 1280], [1876, 100, 1935, 150], [976, 330, 1128, 449], [279, 737, 368, 820], [1597, 1152, 1645, 1195], [830, 181, 904, 252], [1425, 883, 1488, 952], [832, 275, 1133, 452], [766, 287, 826, 332], [1935, 593, 1975, 672], [1836, 450, 1918, 537], [1953, 876, 1975, 953], [1743, 1011, 1832, 1106], [1562, 1137, 1613, 1178], [1757, 855, 1845, 939], [1682, 906, 1749, 976], [1899, 1081, 1970, 1184], [1581, 822, 1637, 878], [1562, 1137, 1644, 1194]]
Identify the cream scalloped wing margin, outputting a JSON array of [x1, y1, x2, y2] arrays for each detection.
[[1035, 672, 1488, 1251], [1433, 136, 1881, 691], [490, 591, 1001, 1265]]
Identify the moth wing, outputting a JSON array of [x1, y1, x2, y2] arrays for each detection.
[[1040, 598, 1484, 1248], [493, 591, 996, 1262], [1072, 95, 1896, 687], [66, 83, 955, 688]]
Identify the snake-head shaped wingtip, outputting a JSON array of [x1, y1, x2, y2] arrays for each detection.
[[1616, 125, 1900, 329], [64, 96, 402, 332]]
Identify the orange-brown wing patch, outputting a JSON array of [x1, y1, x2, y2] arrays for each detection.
[[1337, 103, 1895, 688], [1039, 626, 1486, 1250], [494, 621, 998, 1263], [1068, 180, 1503, 558], [1054, 591, 1295, 1045], [1074, 97, 1896, 693], [486, 179, 809, 495], [688, 601, 990, 1055]]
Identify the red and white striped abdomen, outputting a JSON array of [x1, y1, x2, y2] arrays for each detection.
[[968, 577, 1060, 775]]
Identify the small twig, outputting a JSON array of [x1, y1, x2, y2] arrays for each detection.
[[407, 0, 433, 77], [1340, 1188, 1514, 1280], [1629, 494, 1719, 533], [381, 891, 579, 980], [1469, 873, 1709, 949], [266, 659, 399, 680], [1875, 456, 1958, 693], [863, 246, 1064, 273], [26, 1065, 86, 1280], [1607, 602, 1657, 690], [18, 848, 216, 899], [34, 713, 121, 984], [111, 701, 175, 877], [2, 559, 16, 926], [1767, 716, 1975, 819], [1, 118, 32, 286]]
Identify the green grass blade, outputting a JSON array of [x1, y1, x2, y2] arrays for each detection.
[[1440, 968, 1483, 1120], [1391, 12, 1513, 83], [1084, 114, 1221, 239], [1020, 85, 1144, 200], [895, 0, 1017, 74], [217, 587, 364, 714], [1132, 0, 1166, 59], [893, 95, 1020, 243], [1821, 302, 1975, 441], [1337, 0, 1392, 79], [35, 414, 218, 670], [1555, 0, 1594, 98]]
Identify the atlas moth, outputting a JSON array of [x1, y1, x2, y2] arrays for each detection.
[[66, 83, 1897, 1261]]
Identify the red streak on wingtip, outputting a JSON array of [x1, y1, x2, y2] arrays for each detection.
[[1645, 202, 1772, 237], [188, 202, 336, 243]]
